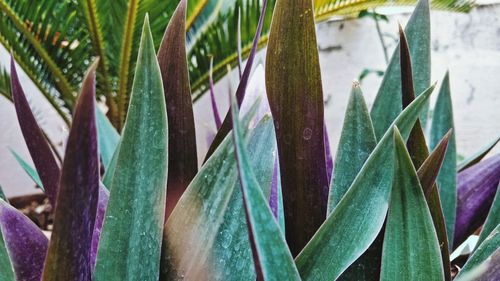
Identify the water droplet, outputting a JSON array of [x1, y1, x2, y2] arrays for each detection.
[[303, 128, 312, 140]]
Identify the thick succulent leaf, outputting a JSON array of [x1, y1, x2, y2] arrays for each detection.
[[102, 141, 121, 188], [380, 128, 444, 281], [430, 72, 457, 248], [457, 136, 500, 172], [9, 149, 44, 190], [204, 0, 268, 162], [160, 116, 276, 280], [454, 154, 500, 248], [0, 200, 48, 281], [476, 183, 500, 248], [157, 0, 198, 218], [94, 17, 168, 281], [328, 82, 376, 213], [266, 0, 329, 255], [96, 107, 120, 169], [42, 61, 100, 281], [455, 247, 500, 281], [10, 56, 60, 205], [295, 85, 434, 280], [455, 225, 500, 280], [231, 91, 300, 280], [370, 0, 430, 139], [91, 184, 109, 270], [398, 28, 452, 280], [0, 218, 15, 281]]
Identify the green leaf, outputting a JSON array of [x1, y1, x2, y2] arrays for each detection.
[[266, 0, 329, 255], [0, 216, 15, 281], [475, 183, 500, 249], [430, 71, 457, 248], [230, 89, 300, 280], [328, 82, 376, 212], [160, 115, 277, 280], [96, 107, 119, 169], [457, 136, 500, 172], [370, 0, 431, 139], [0, 185, 6, 202], [9, 149, 44, 190], [93, 16, 168, 281], [380, 128, 444, 281], [157, 0, 198, 218], [455, 225, 500, 280], [295, 84, 434, 281]]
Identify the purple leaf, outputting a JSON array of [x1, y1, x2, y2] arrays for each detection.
[[203, 0, 268, 162], [209, 57, 222, 129], [10, 55, 60, 205], [158, 0, 198, 218], [0, 200, 48, 281], [42, 61, 100, 280], [454, 154, 500, 248]]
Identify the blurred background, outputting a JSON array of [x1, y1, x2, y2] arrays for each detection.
[[1, 1, 499, 197]]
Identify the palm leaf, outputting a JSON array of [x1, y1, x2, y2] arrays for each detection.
[[189, 0, 475, 99]]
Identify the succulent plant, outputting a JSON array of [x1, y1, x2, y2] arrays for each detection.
[[0, 0, 499, 280]]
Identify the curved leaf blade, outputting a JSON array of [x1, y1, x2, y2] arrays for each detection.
[[457, 136, 500, 172], [160, 116, 277, 280], [266, 0, 328, 255], [296, 84, 434, 280], [94, 17, 168, 281], [42, 61, 100, 281], [0, 219, 15, 281], [9, 149, 44, 190], [231, 90, 300, 280], [454, 154, 500, 248], [328, 82, 376, 212], [380, 128, 444, 281], [10, 56, 60, 205]]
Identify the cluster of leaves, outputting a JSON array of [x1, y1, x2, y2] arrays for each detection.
[[0, 0, 499, 280], [0, 0, 475, 129]]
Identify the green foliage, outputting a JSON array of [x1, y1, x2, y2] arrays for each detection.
[[2, 1, 499, 281]]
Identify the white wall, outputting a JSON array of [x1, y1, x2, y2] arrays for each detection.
[[1, 5, 500, 197]]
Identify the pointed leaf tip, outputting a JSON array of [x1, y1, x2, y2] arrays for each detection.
[[10, 57, 60, 205]]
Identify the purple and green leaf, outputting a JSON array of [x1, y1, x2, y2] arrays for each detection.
[[230, 89, 300, 280], [295, 84, 434, 280], [42, 60, 100, 281], [157, 0, 198, 218], [0, 215, 15, 281], [265, 0, 328, 255], [94, 16, 168, 281], [454, 154, 500, 248], [10, 55, 60, 205], [0, 200, 48, 281], [161, 115, 276, 280], [380, 128, 444, 281], [203, 0, 268, 162], [370, 0, 431, 139]]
